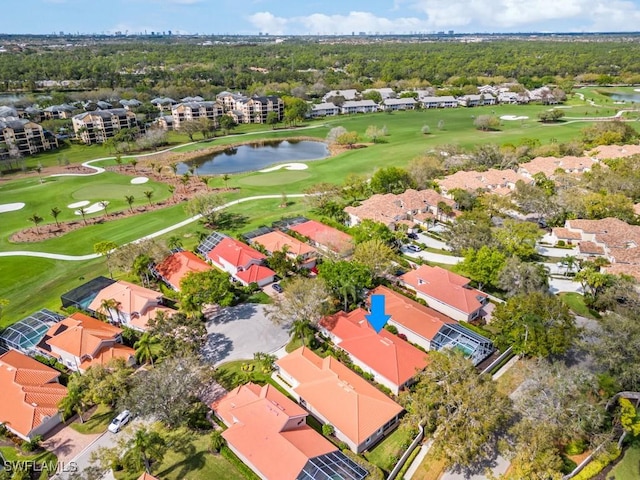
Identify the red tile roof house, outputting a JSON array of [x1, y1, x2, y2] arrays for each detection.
[[288, 220, 354, 258], [88, 280, 176, 332], [518, 155, 599, 179], [370, 286, 494, 366], [0, 350, 68, 440], [274, 347, 404, 453], [319, 309, 429, 394], [251, 231, 318, 269], [400, 266, 488, 322], [36, 312, 135, 373], [153, 251, 211, 291], [206, 237, 276, 287], [344, 189, 456, 229], [437, 169, 531, 198], [212, 383, 367, 480]]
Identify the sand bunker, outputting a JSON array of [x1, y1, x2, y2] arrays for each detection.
[[500, 115, 529, 121], [635, 89, 640, 92], [0, 202, 25, 213], [75, 201, 109, 215], [259, 163, 309, 173], [67, 200, 90, 209], [131, 176, 149, 184]]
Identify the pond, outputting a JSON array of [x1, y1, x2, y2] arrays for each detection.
[[177, 140, 329, 175], [608, 92, 640, 103]]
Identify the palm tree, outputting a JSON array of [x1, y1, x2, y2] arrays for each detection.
[[77, 207, 88, 226], [99, 298, 121, 323], [289, 319, 313, 346], [130, 158, 138, 172], [115, 154, 123, 170], [35, 165, 43, 184], [209, 430, 226, 454], [28, 213, 43, 234], [134, 333, 161, 366], [180, 173, 191, 192], [50, 207, 62, 228], [169, 162, 178, 176], [167, 236, 183, 251], [155, 164, 164, 178], [144, 190, 154, 206], [99, 200, 110, 218], [168, 185, 175, 196], [125, 195, 135, 213], [125, 427, 167, 473], [562, 255, 578, 276], [338, 279, 357, 312], [58, 384, 87, 423], [221, 173, 231, 190]]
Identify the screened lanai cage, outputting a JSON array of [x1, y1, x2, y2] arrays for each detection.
[[296, 451, 369, 480], [431, 323, 495, 366], [0, 309, 64, 354]]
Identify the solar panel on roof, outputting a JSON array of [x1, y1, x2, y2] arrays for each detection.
[[241, 226, 273, 242]]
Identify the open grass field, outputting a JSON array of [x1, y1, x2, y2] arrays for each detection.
[[1, 88, 638, 327], [611, 443, 640, 479]]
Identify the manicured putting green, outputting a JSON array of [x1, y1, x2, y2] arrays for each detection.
[[71, 182, 154, 200], [238, 170, 311, 186]]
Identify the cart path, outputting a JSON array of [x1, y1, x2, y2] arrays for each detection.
[[0, 194, 307, 260]]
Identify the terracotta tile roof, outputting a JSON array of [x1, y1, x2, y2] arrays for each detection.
[[0, 350, 67, 438], [519, 156, 597, 177], [578, 241, 606, 255], [207, 237, 265, 269], [400, 266, 487, 316], [370, 286, 456, 341], [320, 309, 429, 387], [40, 312, 122, 358], [588, 144, 640, 160], [79, 344, 135, 371], [252, 231, 317, 257], [438, 169, 530, 194], [604, 263, 640, 282], [88, 281, 162, 317], [136, 473, 160, 480], [344, 189, 455, 227], [276, 347, 403, 446], [235, 264, 276, 284], [552, 227, 582, 240], [213, 383, 336, 480], [155, 251, 210, 290], [289, 220, 354, 254], [130, 305, 175, 331]]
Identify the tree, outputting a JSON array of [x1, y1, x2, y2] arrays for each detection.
[[405, 350, 512, 471], [497, 256, 549, 297], [350, 219, 397, 247], [219, 115, 236, 135], [342, 173, 369, 202], [265, 277, 331, 326], [210, 430, 226, 453], [282, 95, 309, 125], [335, 131, 359, 149], [81, 359, 134, 408], [221, 173, 231, 189], [370, 166, 416, 194], [180, 120, 201, 142], [134, 333, 161, 366], [123, 354, 215, 428], [179, 269, 235, 316], [58, 378, 88, 423], [28, 213, 43, 234], [143, 190, 154, 206], [494, 219, 543, 260], [406, 155, 445, 190], [167, 235, 183, 251], [266, 111, 279, 129], [538, 109, 565, 123], [491, 292, 578, 358], [366, 125, 386, 143], [123, 427, 167, 473], [50, 207, 62, 228], [318, 261, 373, 309], [265, 248, 296, 278], [473, 115, 501, 131], [77, 206, 88, 226], [147, 311, 207, 356], [326, 126, 348, 145], [198, 117, 215, 139], [99, 200, 110, 217], [133, 253, 153, 287], [129, 158, 138, 172], [125, 195, 135, 213], [289, 319, 314, 345], [94, 241, 118, 278], [456, 246, 506, 290], [184, 192, 225, 227], [99, 298, 121, 323], [353, 239, 396, 278], [443, 211, 494, 255]]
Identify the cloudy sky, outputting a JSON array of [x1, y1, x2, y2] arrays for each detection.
[[4, 0, 640, 35]]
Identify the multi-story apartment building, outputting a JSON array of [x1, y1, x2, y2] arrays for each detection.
[[0, 117, 58, 157], [72, 108, 139, 144], [171, 101, 224, 130]]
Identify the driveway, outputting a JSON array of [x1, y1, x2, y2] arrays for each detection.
[[440, 455, 510, 480], [549, 277, 583, 294], [416, 233, 451, 251], [42, 420, 102, 466], [202, 304, 289, 365], [402, 247, 462, 265]]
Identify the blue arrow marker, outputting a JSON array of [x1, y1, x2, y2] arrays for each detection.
[[366, 295, 391, 333]]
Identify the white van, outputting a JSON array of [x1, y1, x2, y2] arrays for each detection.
[[107, 410, 131, 433]]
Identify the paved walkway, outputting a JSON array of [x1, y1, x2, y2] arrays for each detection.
[[42, 420, 102, 466]]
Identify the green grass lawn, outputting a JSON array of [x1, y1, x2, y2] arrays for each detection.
[[611, 443, 640, 479], [112, 426, 247, 480], [70, 404, 114, 435], [364, 424, 416, 473], [0, 445, 58, 480], [559, 292, 601, 319]]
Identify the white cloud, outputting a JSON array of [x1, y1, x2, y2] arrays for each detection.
[[247, 0, 640, 34]]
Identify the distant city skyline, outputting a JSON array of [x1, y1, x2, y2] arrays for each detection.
[[3, 0, 640, 36]]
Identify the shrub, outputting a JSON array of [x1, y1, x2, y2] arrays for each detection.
[[565, 438, 587, 456], [557, 240, 566, 246], [385, 324, 398, 335], [572, 446, 621, 480], [561, 455, 578, 474], [322, 424, 335, 436]]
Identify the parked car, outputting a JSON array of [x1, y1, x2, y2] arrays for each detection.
[[407, 232, 419, 240], [108, 410, 131, 433], [271, 283, 283, 293], [407, 245, 422, 253]]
